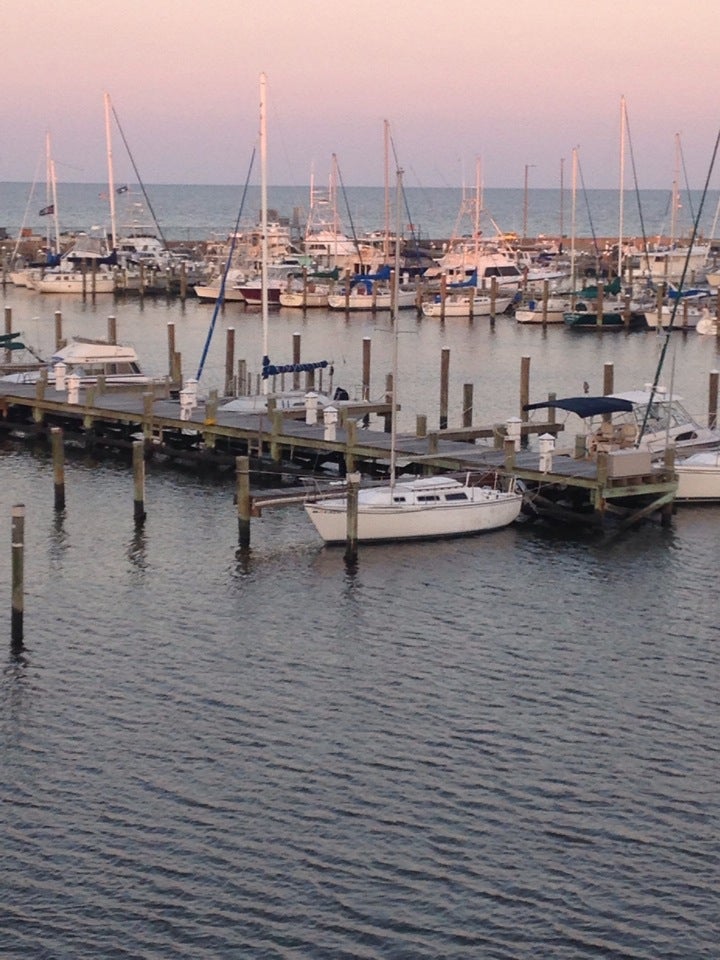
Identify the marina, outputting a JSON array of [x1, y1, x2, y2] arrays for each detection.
[[2, 184, 720, 960]]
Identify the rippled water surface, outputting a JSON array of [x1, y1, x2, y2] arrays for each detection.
[[2, 184, 720, 955], [1, 444, 718, 958]]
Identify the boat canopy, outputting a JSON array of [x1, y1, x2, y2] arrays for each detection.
[[523, 396, 634, 418]]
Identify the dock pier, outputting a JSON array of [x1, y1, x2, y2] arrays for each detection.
[[0, 366, 678, 539]]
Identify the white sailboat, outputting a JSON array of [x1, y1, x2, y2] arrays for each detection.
[[304, 168, 523, 544], [218, 74, 336, 414]]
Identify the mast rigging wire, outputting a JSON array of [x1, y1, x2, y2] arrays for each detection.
[[195, 148, 256, 382]]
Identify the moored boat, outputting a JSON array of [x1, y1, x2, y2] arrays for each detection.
[[421, 292, 513, 318], [304, 473, 523, 543]]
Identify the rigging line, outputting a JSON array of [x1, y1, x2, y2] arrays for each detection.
[[110, 103, 168, 250], [195, 147, 256, 382], [637, 127, 720, 445], [389, 134, 420, 252], [678, 136, 697, 225], [334, 156, 365, 269], [576, 155, 600, 259], [623, 102, 653, 281]]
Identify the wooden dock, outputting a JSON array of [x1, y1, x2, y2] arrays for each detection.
[[0, 377, 677, 533]]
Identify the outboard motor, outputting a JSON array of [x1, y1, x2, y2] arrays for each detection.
[[333, 386, 349, 401]]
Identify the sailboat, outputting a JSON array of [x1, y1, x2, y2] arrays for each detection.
[[10, 133, 63, 288], [217, 74, 336, 414], [304, 168, 524, 544]]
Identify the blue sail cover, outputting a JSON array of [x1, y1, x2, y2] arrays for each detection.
[[448, 269, 478, 288], [523, 396, 634, 417], [262, 355, 330, 379]]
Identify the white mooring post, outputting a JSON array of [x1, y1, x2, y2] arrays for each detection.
[[506, 416, 522, 452], [538, 433, 555, 473], [305, 391, 319, 425], [54, 362, 67, 392], [67, 373, 80, 405], [323, 405, 338, 441]]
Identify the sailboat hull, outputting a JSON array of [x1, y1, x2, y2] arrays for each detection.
[[305, 477, 523, 543]]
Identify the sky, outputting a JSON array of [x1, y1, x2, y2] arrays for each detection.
[[2, 0, 719, 191]]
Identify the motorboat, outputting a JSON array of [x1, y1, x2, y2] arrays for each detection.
[[1, 337, 151, 386], [674, 450, 720, 501], [304, 473, 523, 544], [238, 259, 309, 305], [421, 292, 513, 318], [514, 296, 573, 324], [523, 389, 720, 502], [327, 283, 417, 311], [194, 268, 247, 302], [34, 269, 116, 294]]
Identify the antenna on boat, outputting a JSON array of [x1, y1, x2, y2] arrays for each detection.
[[637, 127, 720, 446]]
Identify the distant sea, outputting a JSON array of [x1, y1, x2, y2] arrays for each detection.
[[2, 181, 720, 246]]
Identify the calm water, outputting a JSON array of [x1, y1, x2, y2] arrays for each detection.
[[1, 208, 720, 957]]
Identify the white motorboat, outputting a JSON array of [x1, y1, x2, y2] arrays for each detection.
[[1, 337, 151, 386], [34, 269, 116, 294], [305, 473, 523, 544], [673, 450, 720, 500], [514, 296, 573, 324], [327, 283, 417, 311], [421, 293, 513, 318], [525, 389, 720, 503], [194, 268, 247, 302], [696, 311, 718, 336]]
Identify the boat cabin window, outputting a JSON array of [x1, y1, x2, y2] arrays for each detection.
[[445, 492, 469, 501], [417, 494, 441, 502], [392, 495, 407, 503]]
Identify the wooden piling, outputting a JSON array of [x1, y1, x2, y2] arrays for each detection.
[[51, 427, 65, 511], [384, 374, 393, 433], [167, 322, 176, 381], [107, 315, 117, 344], [237, 359, 247, 396], [344, 472, 360, 564], [11, 504, 25, 646], [132, 440, 146, 525], [709, 370, 719, 429], [293, 333, 301, 390], [225, 327, 235, 396], [362, 337, 371, 402], [519, 355, 530, 420], [541, 279, 549, 327], [603, 361, 614, 395], [236, 455, 251, 549], [440, 347, 450, 429], [4, 306, 12, 364], [55, 310, 63, 349], [490, 277, 498, 322], [462, 383, 473, 428]]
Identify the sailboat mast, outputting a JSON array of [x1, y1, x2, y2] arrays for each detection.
[[570, 147, 578, 289], [50, 159, 60, 257], [617, 95, 626, 279], [383, 119, 390, 262], [473, 156, 482, 262], [389, 167, 403, 494], [104, 93, 117, 250], [670, 133, 680, 244], [260, 72, 269, 394], [45, 133, 60, 257]]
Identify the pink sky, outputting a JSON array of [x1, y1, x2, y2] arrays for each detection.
[[2, 0, 718, 190]]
